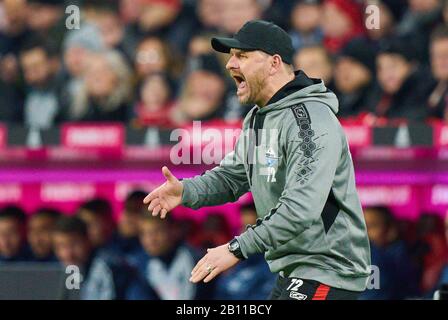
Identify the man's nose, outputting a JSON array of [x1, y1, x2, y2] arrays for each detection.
[[226, 55, 238, 71]]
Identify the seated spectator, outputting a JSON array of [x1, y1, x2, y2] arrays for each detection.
[[132, 73, 175, 128], [293, 45, 334, 90], [77, 198, 116, 251], [27, 208, 60, 262], [81, 0, 136, 63], [214, 203, 276, 300], [333, 38, 377, 117], [218, 0, 263, 36], [134, 36, 181, 90], [0, 206, 29, 262], [67, 50, 133, 122], [116, 190, 146, 254], [189, 213, 232, 250], [53, 216, 152, 300], [289, 0, 323, 51], [171, 53, 227, 125], [321, 0, 365, 54], [128, 213, 210, 300], [60, 23, 105, 115], [366, 37, 435, 122], [434, 212, 448, 295], [195, 0, 222, 32], [27, 0, 66, 53], [19, 37, 64, 129], [428, 25, 448, 120], [360, 206, 420, 299], [366, 0, 402, 44], [412, 213, 448, 296]]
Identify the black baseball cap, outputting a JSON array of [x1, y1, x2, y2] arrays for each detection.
[[211, 20, 294, 65]]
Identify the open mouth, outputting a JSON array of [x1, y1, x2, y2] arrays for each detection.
[[232, 74, 247, 92]]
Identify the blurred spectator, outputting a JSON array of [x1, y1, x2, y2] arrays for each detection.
[[428, 25, 448, 120], [171, 53, 227, 125], [132, 73, 175, 127], [27, 0, 66, 53], [195, 0, 222, 32], [188, 32, 216, 58], [77, 198, 116, 250], [434, 212, 448, 295], [333, 38, 377, 117], [0, 206, 29, 262], [366, 1, 401, 43], [19, 37, 64, 129], [53, 216, 149, 300], [398, 0, 442, 64], [27, 208, 60, 262], [134, 36, 180, 87], [129, 213, 209, 300], [366, 37, 435, 122], [360, 206, 420, 299], [412, 213, 448, 295], [219, 0, 264, 35], [294, 45, 334, 89], [190, 213, 233, 249], [321, 0, 365, 54], [133, 0, 196, 54], [214, 203, 276, 299], [60, 23, 105, 114], [66, 50, 133, 122], [116, 190, 146, 254], [289, 0, 323, 51], [82, 0, 136, 63]]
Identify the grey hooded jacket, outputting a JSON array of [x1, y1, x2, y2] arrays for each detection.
[[181, 71, 371, 292]]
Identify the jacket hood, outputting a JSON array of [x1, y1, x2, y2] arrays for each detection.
[[257, 70, 339, 115]]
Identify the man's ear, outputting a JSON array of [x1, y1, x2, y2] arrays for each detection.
[[270, 54, 283, 75]]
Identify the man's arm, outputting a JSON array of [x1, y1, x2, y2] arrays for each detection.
[[181, 131, 250, 209], [236, 106, 342, 258]]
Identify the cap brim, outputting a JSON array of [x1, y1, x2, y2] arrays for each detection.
[[211, 37, 256, 53]]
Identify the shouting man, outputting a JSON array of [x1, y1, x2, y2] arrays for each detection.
[[144, 20, 371, 300]]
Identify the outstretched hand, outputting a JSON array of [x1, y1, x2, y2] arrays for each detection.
[[143, 166, 183, 219]]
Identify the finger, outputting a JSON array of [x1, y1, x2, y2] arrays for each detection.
[[190, 267, 210, 283], [160, 208, 168, 219], [162, 166, 177, 183], [191, 256, 207, 275], [203, 267, 221, 283], [152, 204, 162, 217], [147, 198, 160, 212], [143, 190, 157, 204], [159, 196, 170, 212]]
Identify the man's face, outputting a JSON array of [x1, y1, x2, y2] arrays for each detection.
[[118, 210, 142, 238], [377, 54, 412, 94], [27, 216, 55, 258], [431, 39, 448, 81], [335, 57, 371, 93], [364, 209, 388, 247], [20, 48, 51, 87], [226, 49, 270, 105], [294, 47, 332, 83], [139, 219, 172, 257], [53, 232, 90, 267], [78, 210, 113, 248], [0, 219, 23, 258]]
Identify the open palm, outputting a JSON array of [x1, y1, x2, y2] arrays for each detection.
[[143, 166, 183, 219]]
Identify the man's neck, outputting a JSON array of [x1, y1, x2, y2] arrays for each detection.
[[258, 72, 295, 107]]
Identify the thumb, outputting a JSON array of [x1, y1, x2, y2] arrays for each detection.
[[162, 166, 177, 183]]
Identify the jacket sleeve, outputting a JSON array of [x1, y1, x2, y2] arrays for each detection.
[[181, 129, 250, 209], [236, 106, 343, 258]]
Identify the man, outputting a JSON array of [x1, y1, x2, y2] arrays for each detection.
[[0, 206, 29, 262], [53, 216, 150, 300], [128, 213, 207, 300], [27, 208, 60, 262], [144, 20, 371, 300], [77, 198, 116, 250]]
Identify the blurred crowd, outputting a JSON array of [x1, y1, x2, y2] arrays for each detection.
[[0, 192, 276, 300], [1, 194, 448, 300], [2, 0, 448, 129]]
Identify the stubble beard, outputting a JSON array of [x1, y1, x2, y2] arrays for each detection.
[[240, 74, 267, 106]]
